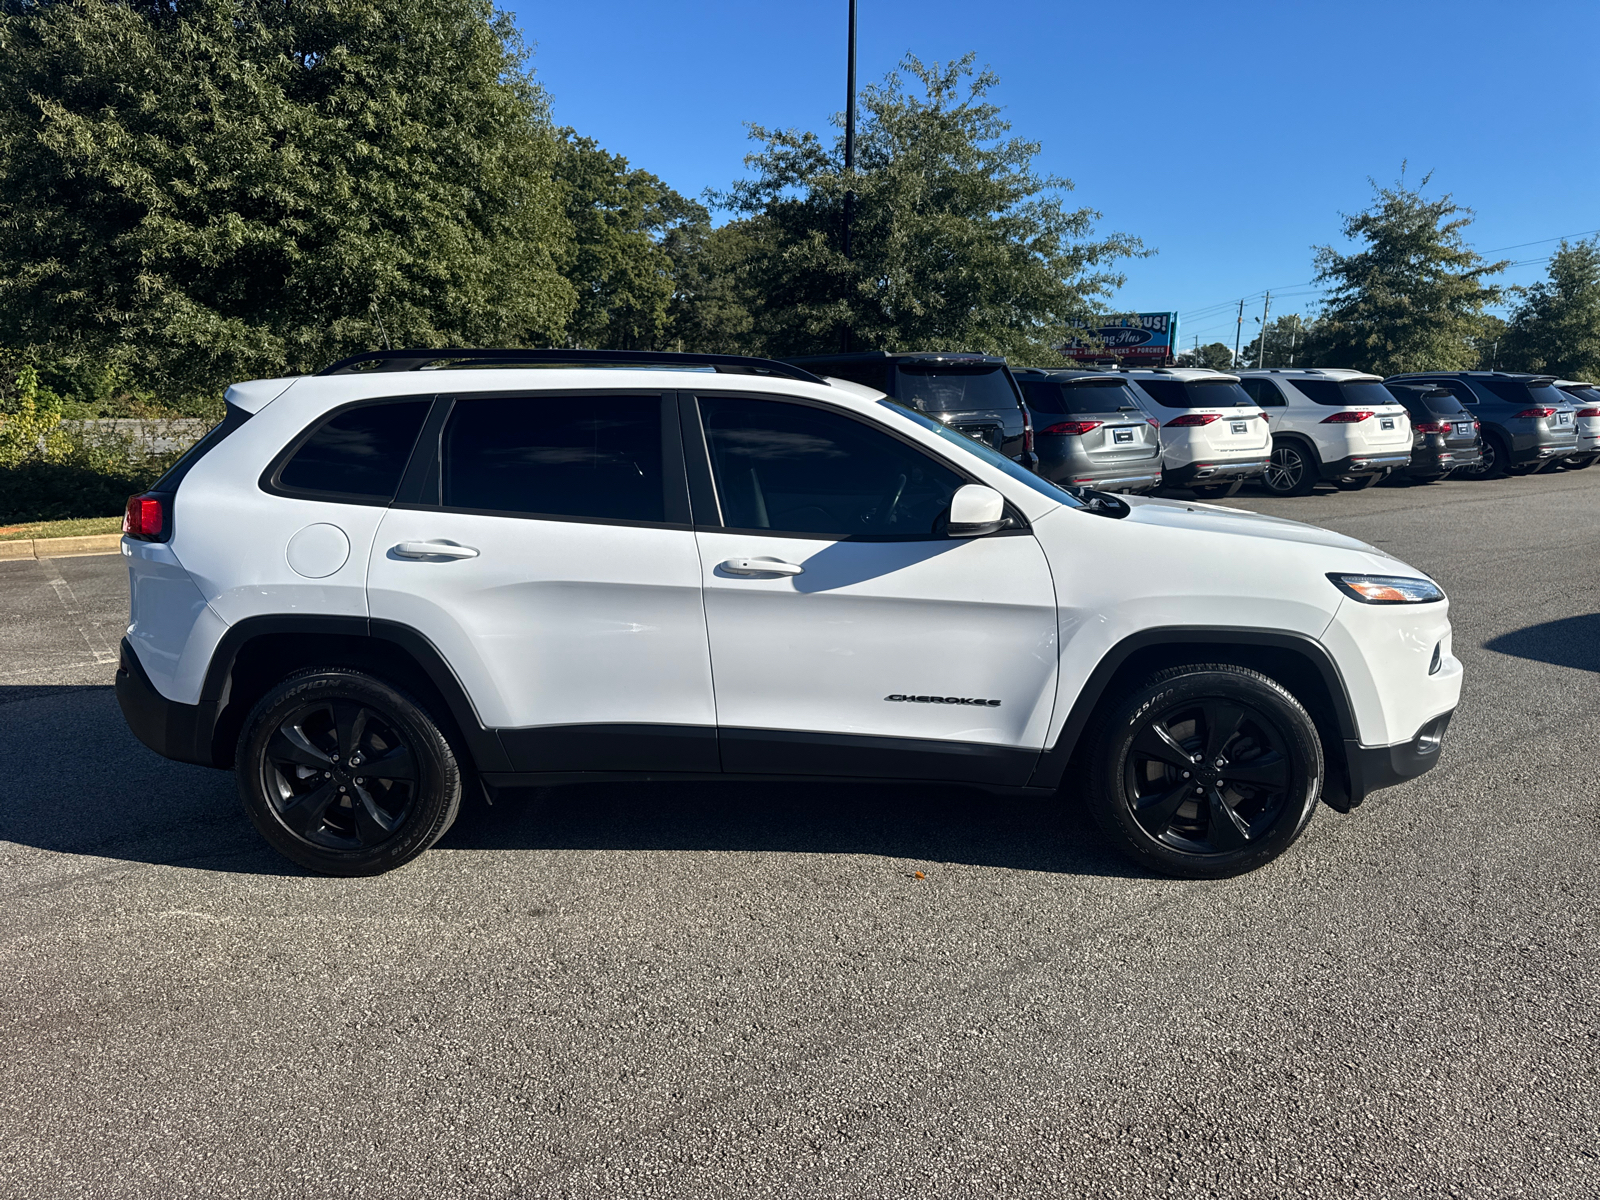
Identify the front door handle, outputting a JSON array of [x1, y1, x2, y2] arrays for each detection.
[[720, 556, 804, 577], [394, 541, 480, 560]]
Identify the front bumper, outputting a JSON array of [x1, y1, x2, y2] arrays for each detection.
[[1164, 457, 1268, 487], [1333, 709, 1454, 810], [116, 637, 216, 767]]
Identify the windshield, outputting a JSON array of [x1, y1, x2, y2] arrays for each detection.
[[1293, 380, 1397, 407], [1480, 379, 1567, 407], [1134, 379, 1254, 409], [895, 363, 1020, 413], [877, 400, 1084, 508], [1020, 378, 1142, 415]]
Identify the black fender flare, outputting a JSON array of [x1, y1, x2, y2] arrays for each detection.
[[1027, 626, 1360, 802]]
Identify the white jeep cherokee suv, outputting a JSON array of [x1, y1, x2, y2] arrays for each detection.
[[1236, 368, 1413, 495], [116, 350, 1462, 879]]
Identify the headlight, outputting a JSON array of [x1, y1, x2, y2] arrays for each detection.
[[1327, 573, 1445, 604]]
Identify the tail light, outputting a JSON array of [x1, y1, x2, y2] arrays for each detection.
[[1514, 407, 1558, 418], [1257, 412, 1271, 420], [1577, 408, 1600, 418], [1321, 411, 1374, 424], [1146, 418, 1160, 429], [1041, 420, 1102, 436], [1413, 420, 1450, 434], [1164, 413, 1221, 427], [122, 493, 168, 541]]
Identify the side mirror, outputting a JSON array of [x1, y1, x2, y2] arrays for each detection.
[[947, 484, 1008, 537]]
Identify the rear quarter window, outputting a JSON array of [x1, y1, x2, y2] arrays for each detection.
[[270, 399, 432, 502]]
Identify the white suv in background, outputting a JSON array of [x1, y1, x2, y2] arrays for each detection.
[[1236, 369, 1413, 496], [116, 349, 1462, 880], [1118, 368, 1270, 500], [1551, 380, 1600, 470]]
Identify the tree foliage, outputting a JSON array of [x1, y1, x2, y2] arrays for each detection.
[[1307, 171, 1507, 375], [1498, 239, 1600, 379], [0, 0, 573, 397], [1241, 314, 1315, 370], [706, 54, 1147, 360], [1175, 341, 1235, 372]]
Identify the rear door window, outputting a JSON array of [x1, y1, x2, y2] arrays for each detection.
[[895, 364, 1020, 414], [1239, 379, 1286, 407], [441, 394, 666, 523], [699, 396, 964, 537], [274, 400, 431, 501]]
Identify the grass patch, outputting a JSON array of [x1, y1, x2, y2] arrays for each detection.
[[0, 515, 123, 541]]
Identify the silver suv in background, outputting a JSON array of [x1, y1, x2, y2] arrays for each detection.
[[1549, 380, 1599, 470], [1236, 369, 1412, 496], [1119, 368, 1269, 499], [1012, 368, 1162, 493]]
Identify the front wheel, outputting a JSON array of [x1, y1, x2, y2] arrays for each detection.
[[1262, 441, 1318, 496], [236, 668, 463, 876], [1080, 664, 1323, 878]]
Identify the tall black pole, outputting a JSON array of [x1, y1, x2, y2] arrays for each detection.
[[840, 0, 857, 351]]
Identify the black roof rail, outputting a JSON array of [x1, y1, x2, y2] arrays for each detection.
[[317, 347, 829, 385]]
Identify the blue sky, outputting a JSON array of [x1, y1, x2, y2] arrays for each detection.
[[510, 0, 1599, 349]]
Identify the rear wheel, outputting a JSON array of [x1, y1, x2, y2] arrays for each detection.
[[1189, 480, 1243, 499], [236, 668, 462, 876], [1081, 664, 1323, 878], [1560, 454, 1596, 470], [1333, 473, 1381, 491], [1461, 434, 1507, 479], [1262, 440, 1318, 496]]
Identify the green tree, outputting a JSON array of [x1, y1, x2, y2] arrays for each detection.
[[1175, 342, 1234, 371], [554, 131, 710, 350], [710, 54, 1147, 359], [0, 0, 573, 400], [1498, 239, 1600, 378], [1309, 170, 1507, 375], [1241, 314, 1315, 369]]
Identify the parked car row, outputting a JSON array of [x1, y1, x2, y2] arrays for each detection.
[[791, 352, 1598, 500]]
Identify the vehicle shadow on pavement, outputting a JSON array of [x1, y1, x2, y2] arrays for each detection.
[[438, 780, 1142, 879], [1484, 614, 1600, 673], [0, 684, 301, 877], [1, 684, 1135, 879]]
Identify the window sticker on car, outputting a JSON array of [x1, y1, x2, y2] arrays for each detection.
[[1113, 428, 1134, 443], [1230, 421, 1247, 434], [1380, 417, 1395, 430]]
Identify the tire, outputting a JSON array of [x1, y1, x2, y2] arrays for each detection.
[[1461, 434, 1508, 480], [1262, 440, 1318, 496], [1190, 480, 1244, 499], [1080, 664, 1323, 878], [1333, 473, 1381, 491], [236, 667, 463, 876]]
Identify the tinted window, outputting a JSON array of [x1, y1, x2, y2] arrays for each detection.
[[1480, 379, 1566, 406], [1293, 380, 1399, 407], [1021, 379, 1141, 415], [700, 396, 964, 536], [1423, 392, 1468, 416], [895, 364, 1020, 414], [1136, 379, 1255, 409], [820, 361, 892, 393], [277, 400, 430, 499], [441, 395, 664, 522], [1239, 379, 1286, 407]]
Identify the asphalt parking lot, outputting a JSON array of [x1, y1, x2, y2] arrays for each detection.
[[2, 470, 1597, 1199]]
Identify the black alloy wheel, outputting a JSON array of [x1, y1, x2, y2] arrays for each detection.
[[238, 668, 462, 875], [1082, 664, 1323, 877], [1462, 434, 1507, 479], [1262, 441, 1317, 496]]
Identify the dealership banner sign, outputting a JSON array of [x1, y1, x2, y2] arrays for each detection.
[[1061, 312, 1178, 362]]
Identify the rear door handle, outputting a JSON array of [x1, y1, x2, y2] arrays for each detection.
[[394, 541, 479, 560], [720, 556, 804, 576]]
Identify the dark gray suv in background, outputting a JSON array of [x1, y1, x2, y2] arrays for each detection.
[[1383, 383, 1483, 482], [788, 351, 1035, 469], [1386, 371, 1578, 477], [1011, 368, 1161, 492]]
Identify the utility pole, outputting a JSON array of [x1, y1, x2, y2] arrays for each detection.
[[1233, 299, 1244, 369], [1257, 291, 1271, 368], [1286, 322, 1297, 367], [839, 0, 857, 352]]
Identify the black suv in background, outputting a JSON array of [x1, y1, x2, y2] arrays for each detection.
[[787, 352, 1035, 469], [1383, 383, 1483, 483], [1385, 371, 1579, 477]]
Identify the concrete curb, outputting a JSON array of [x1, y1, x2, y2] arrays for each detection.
[[0, 533, 123, 560]]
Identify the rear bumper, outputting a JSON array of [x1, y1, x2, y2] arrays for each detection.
[[1319, 452, 1411, 479], [116, 637, 218, 767], [1408, 443, 1482, 474], [1333, 709, 1454, 810], [1164, 457, 1268, 487]]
